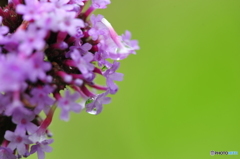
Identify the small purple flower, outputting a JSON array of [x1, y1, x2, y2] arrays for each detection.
[[86, 91, 111, 115], [79, 43, 92, 54], [94, 50, 112, 68], [4, 130, 32, 156], [30, 139, 53, 159], [91, 0, 111, 9], [57, 90, 84, 121], [4, 99, 31, 117], [70, 43, 92, 55], [88, 14, 108, 40], [35, 12, 57, 31], [29, 86, 55, 114], [28, 52, 51, 82], [99, 18, 139, 60], [16, 0, 52, 21], [90, 14, 104, 26], [103, 61, 123, 94], [70, 49, 94, 78], [14, 24, 47, 56], [12, 112, 38, 135], [120, 30, 140, 54], [0, 146, 16, 159], [57, 10, 84, 36], [0, 54, 32, 92]]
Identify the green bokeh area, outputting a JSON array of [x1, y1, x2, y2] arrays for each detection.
[[29, 0, 240, 159]]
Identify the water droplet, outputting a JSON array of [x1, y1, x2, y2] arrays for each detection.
[[85, 98, 94, 105]]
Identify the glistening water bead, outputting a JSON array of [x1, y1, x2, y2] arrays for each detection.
[[0, 0, 139, 159]]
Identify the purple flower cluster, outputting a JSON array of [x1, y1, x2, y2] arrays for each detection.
[[0, 0, 139, 158]]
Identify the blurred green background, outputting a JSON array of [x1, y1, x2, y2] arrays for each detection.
[[30, 0, 240, 158]]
